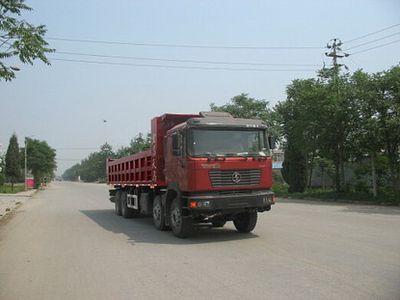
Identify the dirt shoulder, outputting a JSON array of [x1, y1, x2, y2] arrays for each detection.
[[0, 189, 37, 220]]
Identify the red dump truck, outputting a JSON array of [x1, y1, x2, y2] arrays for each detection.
[[107, 112, 275, 238]]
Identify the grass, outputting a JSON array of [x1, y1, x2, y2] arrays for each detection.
[[0, 183, 26, 194], [273, 183, 400, 206]]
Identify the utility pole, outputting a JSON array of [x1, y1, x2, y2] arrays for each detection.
[[0, 144, 3, 174], [102, 119, 108, 144], [325, 38, 349, 73], [24, 138, 27, 191], [324, 38, 349, 193], [24, 135, 34, 191]]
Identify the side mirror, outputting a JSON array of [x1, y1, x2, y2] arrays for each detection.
[[172, 133, 183, 156], [268, 136, 276, 150]]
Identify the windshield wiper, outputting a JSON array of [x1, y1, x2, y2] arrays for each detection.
[[245, 151, 262, 157], [200, 152, 216, 158], [223, 153, 239, 157], [246, 151, 268, 160]]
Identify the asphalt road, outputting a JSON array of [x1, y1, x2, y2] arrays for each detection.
[[0, 182, 399, 300]]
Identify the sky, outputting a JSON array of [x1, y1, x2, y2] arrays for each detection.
[[1, 0, 399, 175]]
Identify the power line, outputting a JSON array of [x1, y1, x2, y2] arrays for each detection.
[[56, 158, 82, 161], [343, 23, 400, 44], [47, 37, 323, 50], [344, 31, 400, 50], [50, 57, 317, 72], [56, 51, 320, 67], [350, 39, 400, 55], [56, 147, 99, 150]]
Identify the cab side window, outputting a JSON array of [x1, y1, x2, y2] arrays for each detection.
[[172, 133, 182, 156]]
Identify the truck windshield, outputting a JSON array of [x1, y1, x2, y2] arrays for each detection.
[[188, 129, 267, 157]]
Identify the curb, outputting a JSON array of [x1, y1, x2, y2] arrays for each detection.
[[0, 189, 37, 198]]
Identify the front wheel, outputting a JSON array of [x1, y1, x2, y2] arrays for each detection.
[[170, 198, 192, 238], [233, 211, 257, 233]]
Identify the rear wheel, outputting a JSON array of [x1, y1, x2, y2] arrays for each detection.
[[115, 190, 122, 216], [233, 211, 257, 233], [153, 195, 167, 230], [170, 198, 192, 238], [121, 191, 136, 218]]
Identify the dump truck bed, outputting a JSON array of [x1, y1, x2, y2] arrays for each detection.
[[106, 113, 199, 187], [107, 150, 154, 186]]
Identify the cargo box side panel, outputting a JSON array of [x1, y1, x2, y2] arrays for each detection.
[[107, 150, 154, 186]]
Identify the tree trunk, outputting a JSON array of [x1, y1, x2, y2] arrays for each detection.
[[308, 133, 318, 189], [341, 161, 345, 191], [308, 152, 315, 188], [334, 158, 341, 193], [371, 153, 377, 198], [340, 148, 346, 191], [387, 143, 400, 192]]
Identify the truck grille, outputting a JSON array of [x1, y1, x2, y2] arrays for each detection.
[[209, 169, 261, 187]]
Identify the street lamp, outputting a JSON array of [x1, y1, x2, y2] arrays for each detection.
[[0, 144, 3, 174], [103, 119, 108, 143]]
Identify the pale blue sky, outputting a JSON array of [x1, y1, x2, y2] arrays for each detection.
[[1, 0, 399, 174]]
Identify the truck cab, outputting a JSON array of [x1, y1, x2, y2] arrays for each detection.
[[162, 112, 275, 237]]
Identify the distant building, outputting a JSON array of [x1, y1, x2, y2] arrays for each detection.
[[272, 149, 284, 169]]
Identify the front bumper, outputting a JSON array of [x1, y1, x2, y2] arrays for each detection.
[[182, 189, 274, 211]]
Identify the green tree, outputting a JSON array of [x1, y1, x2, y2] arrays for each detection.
[[317, 69, 358, 192], [63, 134, 151, 182], [281, 141, 308, 192], [26, 138, 56, 188], [5, 133, 20, 189], [0, 0, 54, 81], [63, 143, 114, 182], [276, 78, 328, 192], [0, 151, 5, 186], [210, 93, 279, 138], [276, 64, 400, 195], [374, 66, 400, 191], [348, 70, 383, 197], [115, 133, 151, 158], [61, 163, 81, 181], [92, 143, 113, 182]]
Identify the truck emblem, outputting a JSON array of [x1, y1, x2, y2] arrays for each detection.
[[232, 172, 241, 183]]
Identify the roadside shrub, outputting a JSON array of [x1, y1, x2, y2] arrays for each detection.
[[0, 173, 4, 186]]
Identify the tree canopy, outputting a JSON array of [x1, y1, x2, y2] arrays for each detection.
[[211, 93, 279, 138], [278, 65, 400, 194], [0, 151, 5, 186], [5, 133, 20, 189], [62, 135, 151, 182], [0, 0, 53, 81], [115, 133, 151, 158], [211, 65, 400, 196], [25, 138, 57, 188]]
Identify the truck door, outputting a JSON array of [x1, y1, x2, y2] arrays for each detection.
[[164, 131, 188, 190]]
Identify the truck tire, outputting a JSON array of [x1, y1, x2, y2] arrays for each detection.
[[211, 219, 226, 228], [233, 211, 257, 233], [115, 190, 122, 216], [121, 191, 136, 218], [153, 195, 167, 230], [170, 198, 192, 238]]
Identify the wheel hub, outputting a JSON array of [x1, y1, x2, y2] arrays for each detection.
[[153, 204, 161, 220], [171, 208, 181, 228]]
